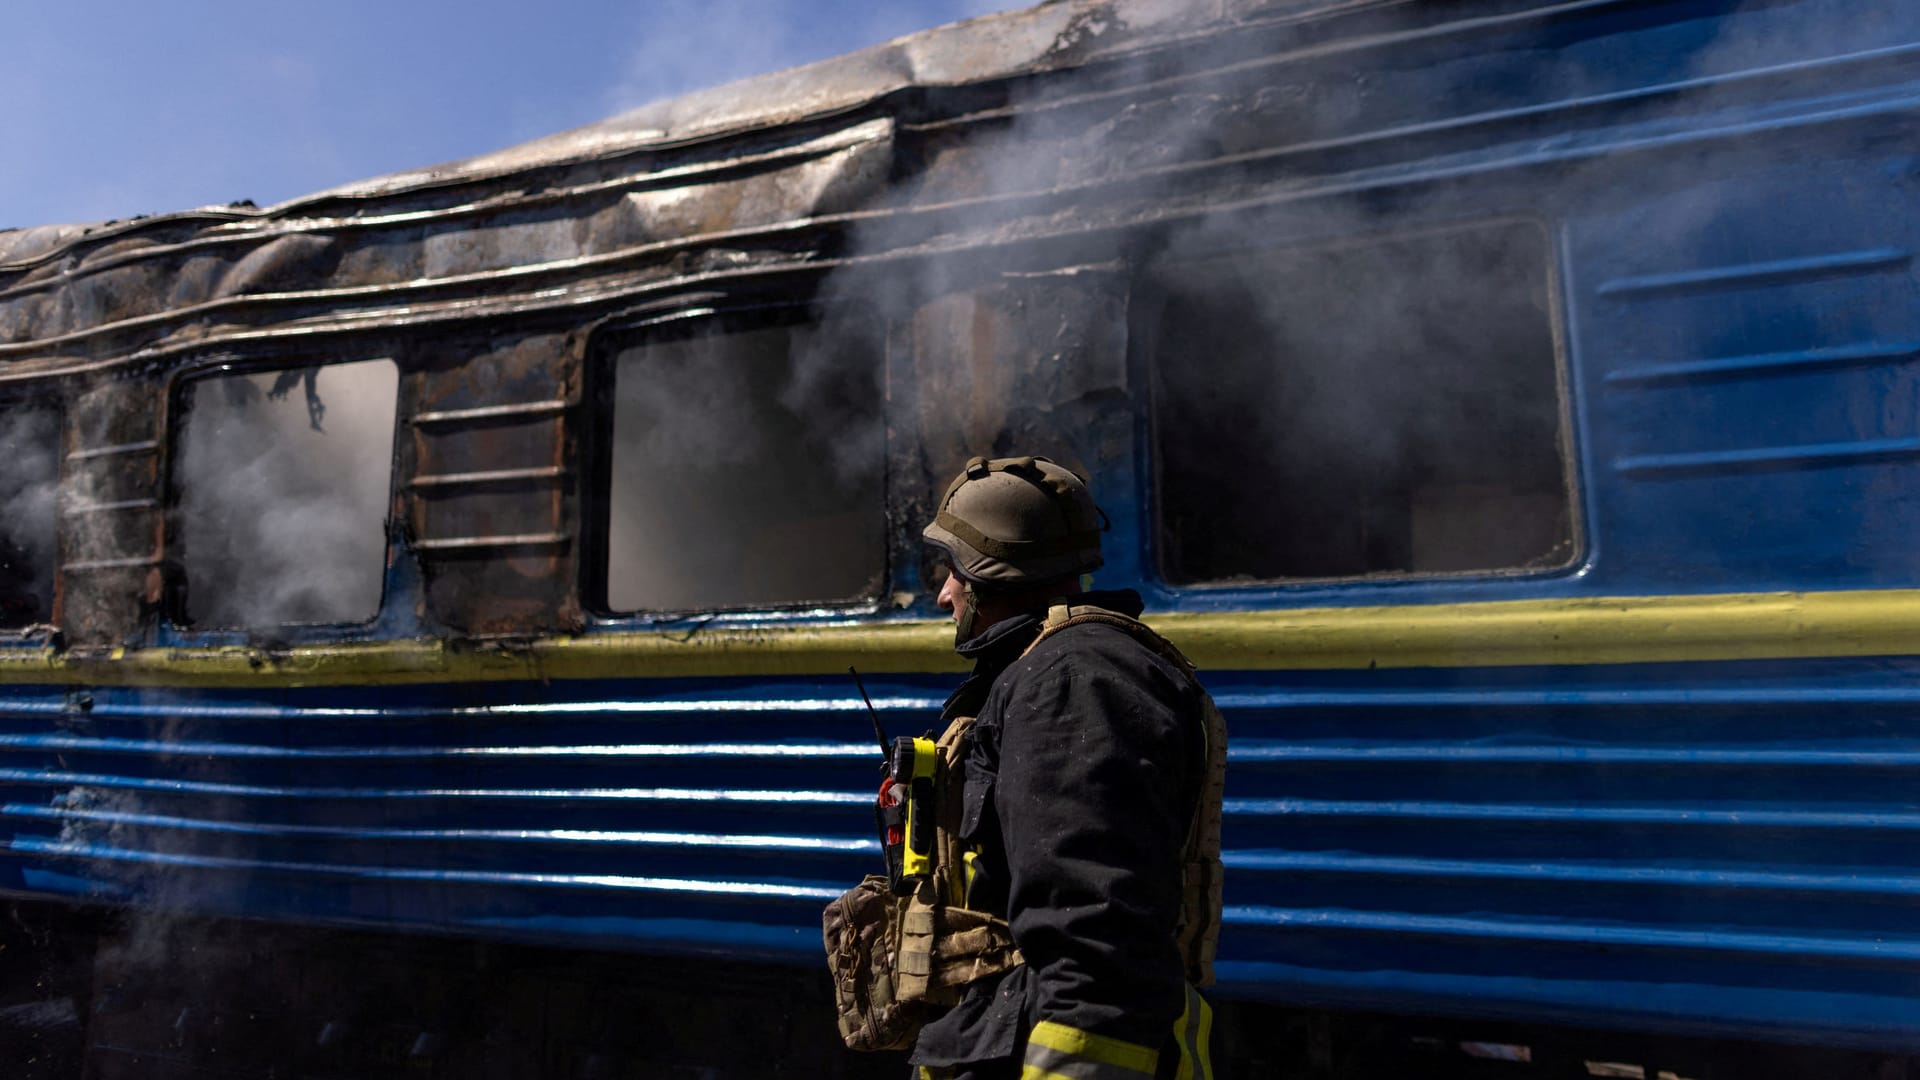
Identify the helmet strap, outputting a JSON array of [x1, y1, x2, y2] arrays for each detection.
[[953, 579, 981, 646]]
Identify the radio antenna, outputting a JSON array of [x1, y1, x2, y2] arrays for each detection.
[[848, 666, 889, 754]]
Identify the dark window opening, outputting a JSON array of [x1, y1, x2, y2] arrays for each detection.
[[601, 309, 885, 613], [0, 406, 59, 626], [173, 358, 399, 627], [1146, 220, 1574, 585]]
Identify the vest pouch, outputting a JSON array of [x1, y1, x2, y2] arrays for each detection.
[[898, 889, 1023, 1011], [823, 875, 1023, 1052], [823, 874, 926, 1051], [927, 902, 1023, 995]]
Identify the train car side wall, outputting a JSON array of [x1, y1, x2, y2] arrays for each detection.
[[0, 0, 1918, 1072]]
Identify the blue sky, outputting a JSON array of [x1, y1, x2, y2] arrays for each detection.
[[1, 0, 1018, 230]]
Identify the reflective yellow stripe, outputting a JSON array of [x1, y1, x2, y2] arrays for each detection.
[[1173, 992, 1194, 1080], [1192, 990, 1215, 1080], [1024, 1020, 1159, 1078], [1021, 1066, 1143, 1080], [1171, 985, 1214, 1080], [5, 588, 1918, 687]]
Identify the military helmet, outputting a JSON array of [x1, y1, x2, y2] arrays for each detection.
[[922, 455, 1104, 585]]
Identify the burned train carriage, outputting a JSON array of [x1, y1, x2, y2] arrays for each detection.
[[3, 0, 1920, 1074]]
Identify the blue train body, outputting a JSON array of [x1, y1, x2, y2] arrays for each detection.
[[2, 0, 1918, 1071]]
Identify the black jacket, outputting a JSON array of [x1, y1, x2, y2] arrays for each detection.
[[909, 590, 1207, 1079]]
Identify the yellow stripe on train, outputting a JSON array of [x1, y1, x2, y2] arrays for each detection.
[[0, 589, 1916, 687]]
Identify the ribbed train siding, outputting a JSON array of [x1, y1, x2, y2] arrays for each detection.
[[0, 678, 917, 959], [1208, 660, 1920, 1049], [3, 659, 1919, 1048]]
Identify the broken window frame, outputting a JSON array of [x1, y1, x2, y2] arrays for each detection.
[[583, 300, 892, 621], [162, 355, 403, 632], [1136, 215, 1583, 592], [0, 395, 63, 632]]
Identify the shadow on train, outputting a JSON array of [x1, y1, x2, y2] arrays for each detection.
[[4, 900, 1913, 1080]]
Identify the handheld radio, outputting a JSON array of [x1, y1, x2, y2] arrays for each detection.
[[888, 735, 938, 891], [850, 668, 937, 893]]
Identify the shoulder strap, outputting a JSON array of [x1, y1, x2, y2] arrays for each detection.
[[932, 715, 977, 908]]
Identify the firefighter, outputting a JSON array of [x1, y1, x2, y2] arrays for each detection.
[[909, 454, 1222, 1080]]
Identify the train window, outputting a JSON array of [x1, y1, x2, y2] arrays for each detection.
[[1145, 220, 1573, 585], [0, 406, 59, 626], [600, 310, 885, 613], [172, 358, 399, 627]]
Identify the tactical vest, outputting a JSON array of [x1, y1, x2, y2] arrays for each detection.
[[824, 601, 1228, 1051]]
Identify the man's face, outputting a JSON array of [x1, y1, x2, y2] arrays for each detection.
[[936, 563, 992, 646], [934, 566, 971, 626]]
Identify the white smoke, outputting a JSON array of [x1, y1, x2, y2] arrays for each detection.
[[604, 316, 886, 612], [602, 0, 1029, 116], [173, 359, 398, 629], [0, 408, 60, 625]]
